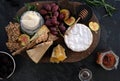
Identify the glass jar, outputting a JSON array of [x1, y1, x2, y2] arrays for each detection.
[[78, 68, 92, 81]]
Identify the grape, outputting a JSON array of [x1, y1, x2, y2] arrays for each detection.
[[53, 11, 59, 17], [45, 19, 52, 26], [43, 4, 51, 11], [45, 15, 50, 20], [52, 5, 59, 12], [51, 19, 59, 25], [39, 9, 47, 15], [49, 27, 57, 32], [56, 22, 60, 25], [58, 13, 65, 21], [51, 16, 57, 20], [51, 31, 58, 35], [59, 23, 66, 32], [50, 3, 56, 8]]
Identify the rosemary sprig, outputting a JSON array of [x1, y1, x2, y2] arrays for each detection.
[[85, 0, 116, 16]]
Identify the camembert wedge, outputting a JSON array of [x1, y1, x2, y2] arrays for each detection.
[[26, 41, 53, 63], [50, 44, 67, 63]]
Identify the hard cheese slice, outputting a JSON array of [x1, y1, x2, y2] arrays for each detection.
[[26, 41, 53, 63], [30, 25, 50, 41], [50, 44, 67, 63]]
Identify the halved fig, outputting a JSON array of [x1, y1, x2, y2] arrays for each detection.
[[89, 22, 100, 32], [64, 16, 76, 26], [18, 34, 30, 46], [60, 9, 70, 20]]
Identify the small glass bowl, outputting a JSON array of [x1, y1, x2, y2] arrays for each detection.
[[78, 68, 92, 81], [20, 11, 44, 35], [97, 50, 119, 70], [0, 51, 16, 80]]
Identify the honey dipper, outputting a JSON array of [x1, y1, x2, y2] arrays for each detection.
[[65, 9, 88, 35]]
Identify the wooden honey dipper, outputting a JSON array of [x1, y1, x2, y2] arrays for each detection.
[[65, 9, 88, 35]]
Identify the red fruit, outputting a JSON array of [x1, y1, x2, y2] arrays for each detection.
[[60, 9, 70, 20], [45, 15, 50, 20], [52, 5, 59, 12], [64, 16, 76, 26], [58, 13, 65, 21], [39, 9, 47, 15], [43, 4, 51, 11], [50, 3, 56, 8], [51, 19, 58, 25], [51, 16, 57, 20], [45, 19, 53, 26], [59, 24, 66, 32], [51, 31, 58, 35], [49, 27, 57, 32], [53, 11, 59, 17], [18, 34, 30, 46]]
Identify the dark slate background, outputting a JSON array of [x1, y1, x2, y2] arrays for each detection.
[[0, 0, 120, 81]]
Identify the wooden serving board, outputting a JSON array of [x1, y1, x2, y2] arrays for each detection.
[[16, 1, 100, 63]]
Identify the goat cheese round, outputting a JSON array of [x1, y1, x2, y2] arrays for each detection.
[[20, 11, 44, 35], [64, 23, 93, 52]]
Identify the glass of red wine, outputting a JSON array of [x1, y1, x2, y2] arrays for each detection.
[[0, 51, 16, 80]]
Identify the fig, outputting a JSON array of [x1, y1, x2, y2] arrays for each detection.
[[89, 22, 99, 32], [64, 16, 76, 26], [60, 9, 70, 20], [18, 34, 30, 46]]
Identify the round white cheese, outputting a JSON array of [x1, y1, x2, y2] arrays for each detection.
[[20, 11, 44, 35], [64, 23, 93, 52]]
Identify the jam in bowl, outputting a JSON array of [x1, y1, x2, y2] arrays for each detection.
[[0, 51, 16, 80], [97, 50, 119, 70]]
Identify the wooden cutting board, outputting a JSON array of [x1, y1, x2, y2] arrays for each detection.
[[16, 1, 100, 63]]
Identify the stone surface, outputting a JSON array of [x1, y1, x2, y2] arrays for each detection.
[[0, 0, 120, 81]]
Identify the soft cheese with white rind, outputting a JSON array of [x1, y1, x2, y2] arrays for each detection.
[[20, 11, 44, 35], [64, 23, 93, 52]]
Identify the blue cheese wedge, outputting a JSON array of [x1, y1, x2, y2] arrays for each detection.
[[64, 23, 93, 52], [20, 11, 44, 35]]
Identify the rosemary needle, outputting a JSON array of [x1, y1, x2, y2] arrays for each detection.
[[85, 0, 116, 16]]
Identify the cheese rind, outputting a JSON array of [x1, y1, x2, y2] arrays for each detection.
[[26, 41, 53, 63], [64, 23, 93, 52], [20, 11, 44, 35]]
